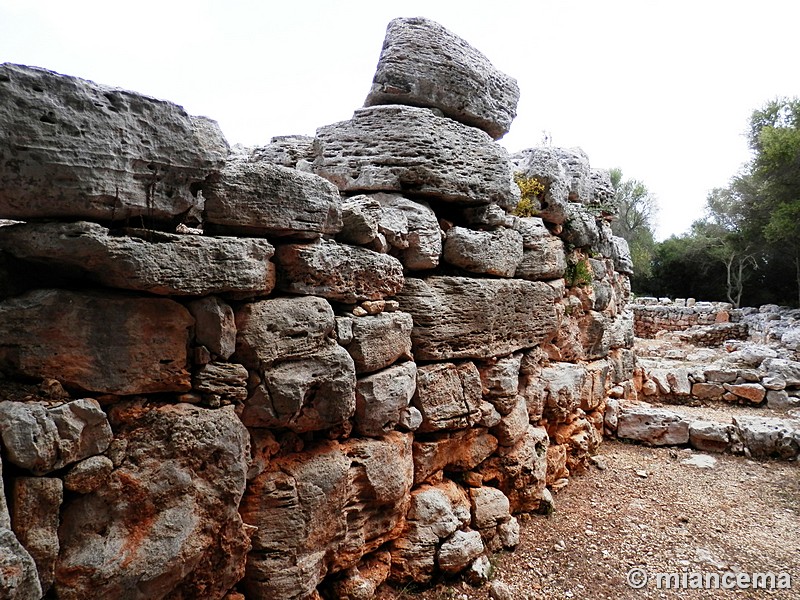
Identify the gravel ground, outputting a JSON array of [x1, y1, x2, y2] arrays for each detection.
[[381, 440, 800, 600]]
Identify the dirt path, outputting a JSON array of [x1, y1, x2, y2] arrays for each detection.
[[385, 440, 800, 599]]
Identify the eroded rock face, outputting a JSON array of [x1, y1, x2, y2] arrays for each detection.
[[398, 277, 559, 361], [0, 289, 193, 394], [275, 239, 404, 303], [376, 194, 442, 271], [0, 527, 42, 600], [617, 406, 690, 446], [412, 428, 499, 485], [343, 311, 414, 374], [443, 227, 523, 277], [0, 221, 276, 297], [355, 361, 418, 437], [0, 63, 227, 224], [413, 362, 483, 432], [312, 105, 520, 209], [240, 433, 414, 600], [204, 154, 342, 239], [54, 403, 250, 600], [364, 17, 519, 140]]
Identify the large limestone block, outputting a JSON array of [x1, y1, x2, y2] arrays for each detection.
[[733, 416, 800, 459], [412, 428, 498, 485], [761, 358, 800, 387], [389, 480, 470, 584], [275, 239, 404, 303], [376, 194, 441, 270], [443, 227, 523, 277], [240, 432, 414, 600], [312, 105, 520, 209], [617, 407, 690, 446], [539, 362, 588, 423], [343, 311, 413, 374], [0, 399, 112, 475], [413, 362, 482, 432], [364, 17, 519, 139], [234, 296, 334, 369], [11, 477, 62, 593], [0, 221, 275, 296], [204, 154, 342, 238], [54, 403, 250, 600], [242, 342, 356, 433], [398, 277, 559, 361], [0, 63, 227, 223], [437, 529, 484, 575], [478, 354, 522, 405], [513, 218, 567, 281], [0, 289, 193, 394], [355, 361, 418, 437], [476, 425, 549, 513], [0, 527, 42, 600]]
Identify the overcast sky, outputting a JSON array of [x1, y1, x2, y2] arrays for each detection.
[[2, 0, 799, 239]]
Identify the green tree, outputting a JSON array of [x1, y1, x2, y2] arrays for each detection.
[[748, 98, 800, 305], [609, 168, 658, 292]]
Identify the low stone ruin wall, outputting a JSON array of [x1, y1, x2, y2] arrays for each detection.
[[631, 298, 740, 338], [0, 18, 636, 600]]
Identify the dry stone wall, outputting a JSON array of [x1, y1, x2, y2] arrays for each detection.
[[0, 17, 635, 600]]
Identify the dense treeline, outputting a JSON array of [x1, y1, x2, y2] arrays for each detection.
[[613, 98, 800, 307]]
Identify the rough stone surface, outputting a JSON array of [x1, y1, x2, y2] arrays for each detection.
[[54, 403, 250, 600], [187, 296, 237, 359], [0, 289, 193, 394], [204, 154, 342, 239], [344, 312, 413, 374], [355, 361, 418, 436], [0, 399, 112, 475], [478, 354, 522, 405], [364, 17, 519, 139], [245, 135, 315, 169], [443, 226, 523, 277], [513, 221, 567, 281], [0, 527, 42, 600], [469, 487, 511, 530], [413, 362, 483, 432], [275, 239, 404, 303], [412, 428, 499, 485], [689, 421, 731, 453], [491, 396, 530, 447], [234, 296, 334, 369], [193, 362, 249, 404], [63, 455, 114, 494], [0, 221, 275, 297], [240, 433, 413, 600], [761, 358, 800, 387], [733, 416, 800, 459], [0, 63, 227, 224], [617, 407, 690, 446], [398, 276, 558, 361], [11, 477, 62, 593], [312, 105, 520, 209], [338, 195, 382, 245], [437, 529, 484, 575], [0, 456, 8, 530], [241, 342, 356, 433], [723, 382, 766, 404], [376, 194, 442, 270]]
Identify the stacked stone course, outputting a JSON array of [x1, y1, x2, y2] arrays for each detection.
[[0, 17, 636, 600]]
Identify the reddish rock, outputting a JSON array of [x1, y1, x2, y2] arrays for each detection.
[[413, 428, 499, 485], [0, 289, 193, 394]]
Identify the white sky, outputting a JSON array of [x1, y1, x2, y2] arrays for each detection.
[[2, 0, 799, 240]]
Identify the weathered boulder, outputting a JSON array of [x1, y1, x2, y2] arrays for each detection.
[[478, 354, 522, 408], [0, 456, 8, 529], [413, 362, 483, 432], [539, 362, 588, 423], [355, 361, 418, 437], [241, 342, 356, 433], [11, 477, 62, 593], [443, 227, 523, 277], [733, 416, 800, 459], [246, 135, 315, 169], [187, 296, 237, 359], [54, 403, 249, 600], [312, 105, 520, 209], [397, 277, 559, 361], [63, 455, 114, 494], [343, 312, 413, 374], [192, 362, 249, 405], [0, 221, 275, 297], [491, 396, 530, 447], [761, 358, 800, 387], [412, 428, 498, 485], [364, 17, 519, 139], [617, 406, 690, 446], [234, 296, 334, 369], [0, 527, 42, 600], [437, 529, 484, 575], [513, 217, 567, 281], [338, 195, 382, 245], [0, 289, 193, 394], [0, 399, 112, 475], [389, 480, 470, 584], [475, 425, 549, 513], [689, 421, 732, 453], [723, 382, 766, 404], [204, 154, 342, 238], [240, 433, 414, 600], [376, 194, 441, 270], [328, 551, 392, 600], [0, 63, 228, 224], [275, 239, 404, 303]]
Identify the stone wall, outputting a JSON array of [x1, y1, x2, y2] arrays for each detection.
[[0, 18, 635, 600], [631, 298, 741, 338]]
